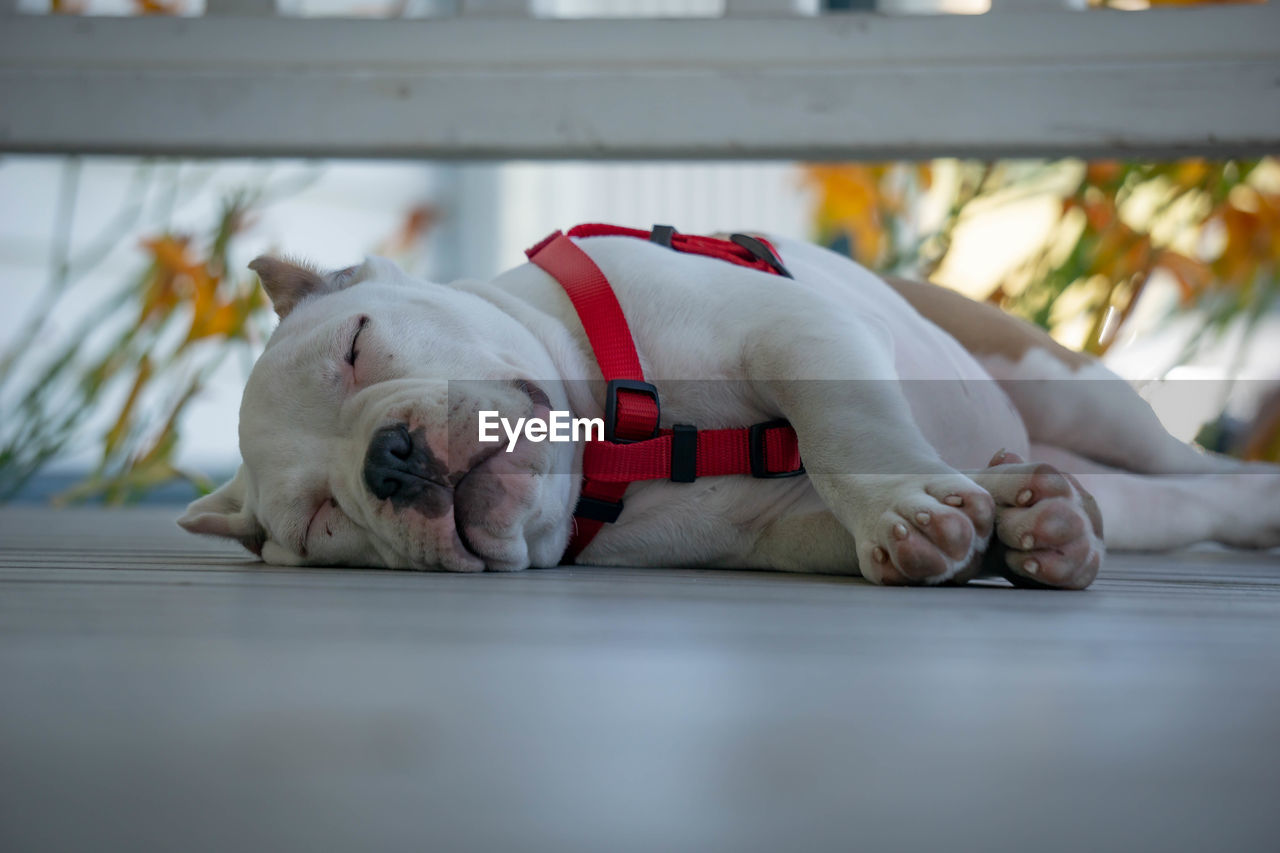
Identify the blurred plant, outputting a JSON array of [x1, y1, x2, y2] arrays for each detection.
[[377, 202, 441, 260], [804, 163, 936, 274], [1005, 160, 1278, 361], [0, 155, 443, 504], [803, 157, 1280, 460], [0, 161, 323, 503], [50, 0, 187, 14], [132, 0, 186, 14], [805, 159, 1280, 350]]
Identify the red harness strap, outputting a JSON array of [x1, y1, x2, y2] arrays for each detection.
[[525, 224, 803, 563]]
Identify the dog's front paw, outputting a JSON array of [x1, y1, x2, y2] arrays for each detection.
[[970, 451, 1104, 590], [856, 474, 995, 585]]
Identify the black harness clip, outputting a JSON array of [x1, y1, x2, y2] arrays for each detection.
[[649, 224, 676, 249], [730, 233, 793, 278], [669, 424, 698, 483]]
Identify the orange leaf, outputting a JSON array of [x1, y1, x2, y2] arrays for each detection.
[[1085, 160, 1123, 185], [133, 0, 182, 15]]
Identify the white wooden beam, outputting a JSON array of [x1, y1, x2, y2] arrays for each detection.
[[0, 7, 1276, 159]]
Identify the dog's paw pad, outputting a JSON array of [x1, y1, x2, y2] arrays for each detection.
[[858, 476, 994, 585], [972, 457, 1104, 590]]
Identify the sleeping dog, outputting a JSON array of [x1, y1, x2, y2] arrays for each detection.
[[179, 229, 1280, 588]]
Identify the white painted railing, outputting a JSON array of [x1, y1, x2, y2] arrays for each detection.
[[0, 2, 1277, 158]]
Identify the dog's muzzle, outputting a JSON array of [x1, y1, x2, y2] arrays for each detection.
[[363, 424, 453, 516]]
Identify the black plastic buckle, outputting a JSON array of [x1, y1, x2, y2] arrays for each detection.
[[729, 233, 793, 279], [649, 224, 676, 249], [748, 420, 805, 479], [670, 424, 698, 483], [603, 379, 661, 444], [575, 495, 624, 524]]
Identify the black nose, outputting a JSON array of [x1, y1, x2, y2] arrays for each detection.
[[363, 424, 449, 506]]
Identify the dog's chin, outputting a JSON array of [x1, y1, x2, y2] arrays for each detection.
[[426, 507, 488, 573]]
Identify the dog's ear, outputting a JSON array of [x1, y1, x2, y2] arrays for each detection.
[[177, 467, 266, 556], [355, 255, 404, 282], [248, 255, 334, 319]]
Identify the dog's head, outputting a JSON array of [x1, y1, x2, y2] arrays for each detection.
[[178, 255, 577, 571]]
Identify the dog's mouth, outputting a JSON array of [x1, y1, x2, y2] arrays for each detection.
[[454, 524, 480, 561], [452, 472, 484, 561], [451, 450, 509, 563]]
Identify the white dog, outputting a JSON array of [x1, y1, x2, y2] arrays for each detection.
[[179, 228, 1280, 589]]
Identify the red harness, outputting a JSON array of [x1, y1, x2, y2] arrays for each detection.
[[525, 223, 805, 563]]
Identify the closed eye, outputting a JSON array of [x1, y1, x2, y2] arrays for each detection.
[[346, 315, 369, 368]]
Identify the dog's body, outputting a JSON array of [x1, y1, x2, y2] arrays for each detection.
[[180, 233, 1280, 588]]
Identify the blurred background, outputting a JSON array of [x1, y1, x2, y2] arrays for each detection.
[[2, 0, 1277, 504]]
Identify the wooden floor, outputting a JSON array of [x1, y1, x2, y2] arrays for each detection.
[[2, 507, 1279, 853]]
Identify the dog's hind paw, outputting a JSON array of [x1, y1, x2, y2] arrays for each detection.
[[856, 474, 994, 586], [970, 451, 1104, 590]]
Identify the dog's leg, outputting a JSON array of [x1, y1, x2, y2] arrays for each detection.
[[1026, 444, 1280, 550], [747, 313, 995, 585], [884, 276, 1236, 475], [990, 351, 1239, 475]]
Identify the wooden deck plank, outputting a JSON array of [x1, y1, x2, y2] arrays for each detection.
[[2, 507, 1279, 852]]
